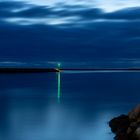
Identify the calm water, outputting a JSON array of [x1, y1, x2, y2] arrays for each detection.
[[0, 72, 140, 140]]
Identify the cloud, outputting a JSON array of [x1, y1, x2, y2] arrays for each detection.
[[0, 1, 140, 27], [105, 7, 140, 20], [0, 1, 140, 68], [13, 0, 140, 12], [0, 21, 139, 63]]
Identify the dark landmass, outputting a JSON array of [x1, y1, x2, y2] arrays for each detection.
[[0, 68, 140, 73], [109, 104, 140, 140], [0, 67, 140, 73], [0, 68, 59, 73]]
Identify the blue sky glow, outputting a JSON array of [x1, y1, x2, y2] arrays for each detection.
[[0, 0, 140, 68]]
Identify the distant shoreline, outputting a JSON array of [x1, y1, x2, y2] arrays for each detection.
[[0, 68, 59, 73], [0, 68, 140, 73]]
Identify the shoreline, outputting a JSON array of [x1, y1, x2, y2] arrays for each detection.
[[0, 68, 140, 73], [0, 68, 59, 73]]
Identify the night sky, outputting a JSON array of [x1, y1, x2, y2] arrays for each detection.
[[0, 0, 140, 68]]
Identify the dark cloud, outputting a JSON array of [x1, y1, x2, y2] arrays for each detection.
[[0, 21, 140, 62], [18, 6, 53, 17], [0, 1, 140, 67], [0, 1, 103, 20], [0, 1, 26, 17], [0, 1, 23, 9]]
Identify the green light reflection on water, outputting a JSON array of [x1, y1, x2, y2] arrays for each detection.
[[57, 72, 61, 103]]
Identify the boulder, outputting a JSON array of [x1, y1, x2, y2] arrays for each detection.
[[109, 104, 140, 140], [109, 115, 130, 134], [128, 104, 140, 120], [134, 127, 140, 140]]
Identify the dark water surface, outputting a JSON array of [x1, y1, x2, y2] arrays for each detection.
[[0, 72, 140, 140]]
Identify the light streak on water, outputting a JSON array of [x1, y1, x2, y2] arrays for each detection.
[[56, 68, 140, 103], [57, 63, 61, 103], [57, 72, 61, 103]]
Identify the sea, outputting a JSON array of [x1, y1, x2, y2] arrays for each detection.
[[0, 71, 140, 140]]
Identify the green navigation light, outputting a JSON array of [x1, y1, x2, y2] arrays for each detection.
[[58, 63, 61, 68]]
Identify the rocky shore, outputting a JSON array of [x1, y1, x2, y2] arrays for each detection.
[[109, 104, 140, 140]]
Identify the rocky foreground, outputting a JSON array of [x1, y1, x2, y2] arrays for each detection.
[[109, 104, 140, 140]]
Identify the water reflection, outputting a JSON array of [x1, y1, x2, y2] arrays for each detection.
[[57, 72, 61, 103], [0, 98, 116, 140], [0, 72, 139, 140]]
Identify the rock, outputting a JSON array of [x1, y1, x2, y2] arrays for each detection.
[[114, 133, 129, 140], [127, 127, 133, 134], [135, 127, 140, 140], [109, 104, 140, 140], [109, 115, 131, 140], [128, 104, 140, 120], [109, 115, 130, 134]]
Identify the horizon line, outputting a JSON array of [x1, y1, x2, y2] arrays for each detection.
[[0, 67, 140, 73]]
